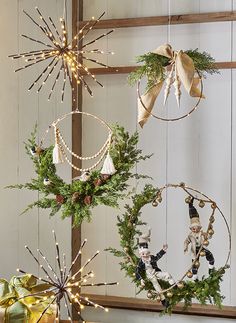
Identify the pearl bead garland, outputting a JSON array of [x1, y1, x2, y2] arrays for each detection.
[[40, 110, 113, 172]]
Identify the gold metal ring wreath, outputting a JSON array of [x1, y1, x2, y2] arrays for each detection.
[[128, 44, 219, 126], [7, 115, 152, 226], [108, 183, 231, 314]]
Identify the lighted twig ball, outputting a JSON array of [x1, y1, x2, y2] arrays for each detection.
[[9, 7, 114, 102], [16, 231, 118, 322]]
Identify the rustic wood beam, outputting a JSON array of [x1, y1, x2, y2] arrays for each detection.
[[84, 61, 236, 76], [80, 294, 236, 319], [72, 0, 83, 320], [79, 11, 236, 29]]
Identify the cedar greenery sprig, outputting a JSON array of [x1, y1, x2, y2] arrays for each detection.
[[128, 48, 218, 92], [7, 125, 152, 226], [107, 185, 228, 314]]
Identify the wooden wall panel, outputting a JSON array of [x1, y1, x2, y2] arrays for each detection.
[[0, 0, 72, 319], [80, 0, 236, 322]]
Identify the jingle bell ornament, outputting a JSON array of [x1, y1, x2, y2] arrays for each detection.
[[210, 215, 215, 223], [185, 196, 192, 204], [203, 240, 209, 246], [166, 291, 173, 298], [211, 202, 217, 209], [200, 250, 206, 257], [208, 228, 214, 236], [187, 271, 193, 278], [199, 200, 205, 208], [147, 291, 153, 299], [152, 200, 158, 207], [177, 282, 184, 289], [194, 260, 200, 268], [156, 295, 161, 302]]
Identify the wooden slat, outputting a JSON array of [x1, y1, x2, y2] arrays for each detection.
[[81, 294, 236, 319], [71, 0, 83, 320], [84, 61, 236, 76], [78, 11, 236, 29]]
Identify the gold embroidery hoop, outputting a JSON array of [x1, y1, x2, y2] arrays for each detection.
[[149, 182, 231, 296], [40, 110, 113, 173], [137, 70, 204, 122]]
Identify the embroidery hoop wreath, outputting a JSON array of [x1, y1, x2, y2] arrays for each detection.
[[128, 48, 219, 122], [107, 183, 231, 314], [7, 120, 152, 226]]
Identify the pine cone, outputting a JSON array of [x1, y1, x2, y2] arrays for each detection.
[[72, 192, 80, 204], [56, 194, 64, 204], [94, 178, 103, 187], [100, 174, 111, 181], [84, 195, 92, 205], [36, 146, 44, 156]]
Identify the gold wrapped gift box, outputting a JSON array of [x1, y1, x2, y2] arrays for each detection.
[[0, 275, 56, 323]]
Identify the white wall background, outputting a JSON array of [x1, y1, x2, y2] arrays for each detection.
[[0, 0, 72, 308], [81, 0, 236, 322], [1, 1, 236, 322]]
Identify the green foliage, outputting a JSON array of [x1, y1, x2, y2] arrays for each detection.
[[128, 48, 218, 92], [128, 53, 169, 91], [107, 186, 228, 314], [162, 266, 228, 315], [107, 185, 159, 278], [7, 125, 152, 226], [186, 49, 219, 76]]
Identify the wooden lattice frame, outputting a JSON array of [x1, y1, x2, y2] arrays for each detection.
[[71, 2, 236, 319]]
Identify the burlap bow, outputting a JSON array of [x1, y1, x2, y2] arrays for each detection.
[[0, 275, 55, 323], [138, 44, 204, 127]]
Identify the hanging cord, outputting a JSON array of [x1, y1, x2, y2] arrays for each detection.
[[105, 2, 109, 297], [165, 0, 171, 256], [16, 0, 20, 272], [229, 0, 234, 304], [63, 0, 68, 28]]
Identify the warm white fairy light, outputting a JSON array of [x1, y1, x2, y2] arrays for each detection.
[[16, 231, 118, 322], [9, 8, 114, 102]]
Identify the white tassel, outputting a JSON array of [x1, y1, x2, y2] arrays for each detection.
[[53, 144, 64, 164], [101, 152, 116, 175]]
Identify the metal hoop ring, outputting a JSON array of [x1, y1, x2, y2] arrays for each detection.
[[150, 183, 231, 295], [137, 70, 203, 122], [40, 109, 112, 147]]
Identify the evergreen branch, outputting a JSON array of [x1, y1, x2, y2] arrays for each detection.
[[7, 124, 152, 226], [128, 48, 218, 92], [107, 186, 228, 314]]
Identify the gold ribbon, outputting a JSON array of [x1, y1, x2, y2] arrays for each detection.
[[0, 275, 55, 323], [138, 44, 204, 127]]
